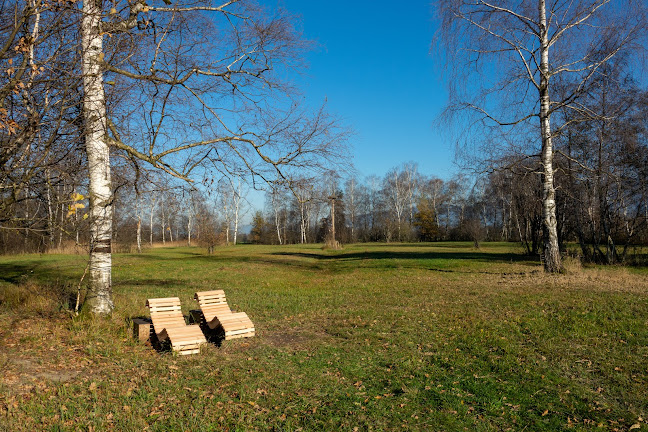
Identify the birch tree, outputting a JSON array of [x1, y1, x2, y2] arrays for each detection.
[[267, 184, 288, 245], [343, 178, 358, 242], [290, 177, 315, 244], [383, 167, 410, 241], [75, 0, 349, 314], [436, 0, 647, 272], [216, 177, 246, 245]]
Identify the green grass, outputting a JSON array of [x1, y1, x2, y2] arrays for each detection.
[[1, 242, 647, 431]]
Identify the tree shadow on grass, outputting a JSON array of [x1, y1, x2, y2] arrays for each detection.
[[0, 263, 38, 284], [118, 247, 539, 273], [0, 262, 82, 285], [125, 252, 253, 264], [270, 250, 535, 264], [113, 279, 181, 288]]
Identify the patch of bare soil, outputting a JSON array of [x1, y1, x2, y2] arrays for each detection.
[[256, 314, 332, 351], [265, 330, 311, 347]]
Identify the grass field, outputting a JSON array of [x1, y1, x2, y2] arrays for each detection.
[[0, 242, 647, 431]]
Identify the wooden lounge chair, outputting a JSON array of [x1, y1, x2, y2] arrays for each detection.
[[194, 290, 255, 340], [146, 297, 207, 355]]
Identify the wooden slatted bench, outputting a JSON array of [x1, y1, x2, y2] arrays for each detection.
[[146, 297, 207, 355], [194, 290, 255, 340]]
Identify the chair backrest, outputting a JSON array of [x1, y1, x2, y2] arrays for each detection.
[[194, 290, 232, 322], [194, 290, 228, 307], [146, 297, 186, 332]]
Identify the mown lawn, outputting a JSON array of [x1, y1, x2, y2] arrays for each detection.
[[0, 242, 647, 431]]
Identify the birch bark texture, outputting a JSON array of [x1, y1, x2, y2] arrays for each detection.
[[82, 0, 113, 313], [435, 0, 646, 272], [537, 0, 561, 272]]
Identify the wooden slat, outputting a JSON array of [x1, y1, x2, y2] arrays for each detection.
[[150, 317, 185, 324], [148, 301, 182, 307], [200, 293, 226, 298], [147, 298, 182, 306], [226, 332, 255, 340], [195, 290, 225, 297], [223, 326, 253, 335], [172, 342, 202, 349], [222, 321, 254, 332], [220, 311, 249, 320], [224, 330, 255, 340], [150, 313, 184, 320], [151, 316, 182, 322], [225, 327, 255, 336], [201, 305, 231, 311], [149, 306, 182, 313], [218, 316, 249, 324], [150, 311, 184, 318], [167, 326, 205, 339], [221, 320, 252, 328]]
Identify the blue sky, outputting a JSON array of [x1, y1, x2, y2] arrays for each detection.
[[268, 0, 454, 180]]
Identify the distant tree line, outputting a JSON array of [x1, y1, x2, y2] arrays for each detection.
[[0, 167, 249, 255], [3, 152, 647, 266], [249, 154, 648, 264]]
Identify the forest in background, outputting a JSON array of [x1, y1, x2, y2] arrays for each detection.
[[3, 152, 647, 266]]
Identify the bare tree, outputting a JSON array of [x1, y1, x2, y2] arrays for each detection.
[[286, 176, 316, 244], [74, 0, 351, 314], [435, 0, 647, 272], [343, 177, 358, 242], [383, 166, 414, 241], [216, 177, 246, 245], [0, 0, 87, 252], [267, 184, 289, 245]]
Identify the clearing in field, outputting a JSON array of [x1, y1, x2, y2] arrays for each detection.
[[0, 242, 647, 431]]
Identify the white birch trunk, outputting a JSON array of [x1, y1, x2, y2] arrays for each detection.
[[187, 213, 192, 246], [136, 193, 142, 253], [58, 200, 64, 248], [306, 200, 312, 241], [232, 179, 241, 245], [272, 191, 282, 245], [45, 170, 54, 248], [539, 0, 562, 272], [299, 200, 307, 244], [82, 0, 114, 314], [149, 198, 154, 246], [347, 179, 356, 242], [161, 210, 166, 244], [275, 210, 282, 245], [136, 216, 142, 253]]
